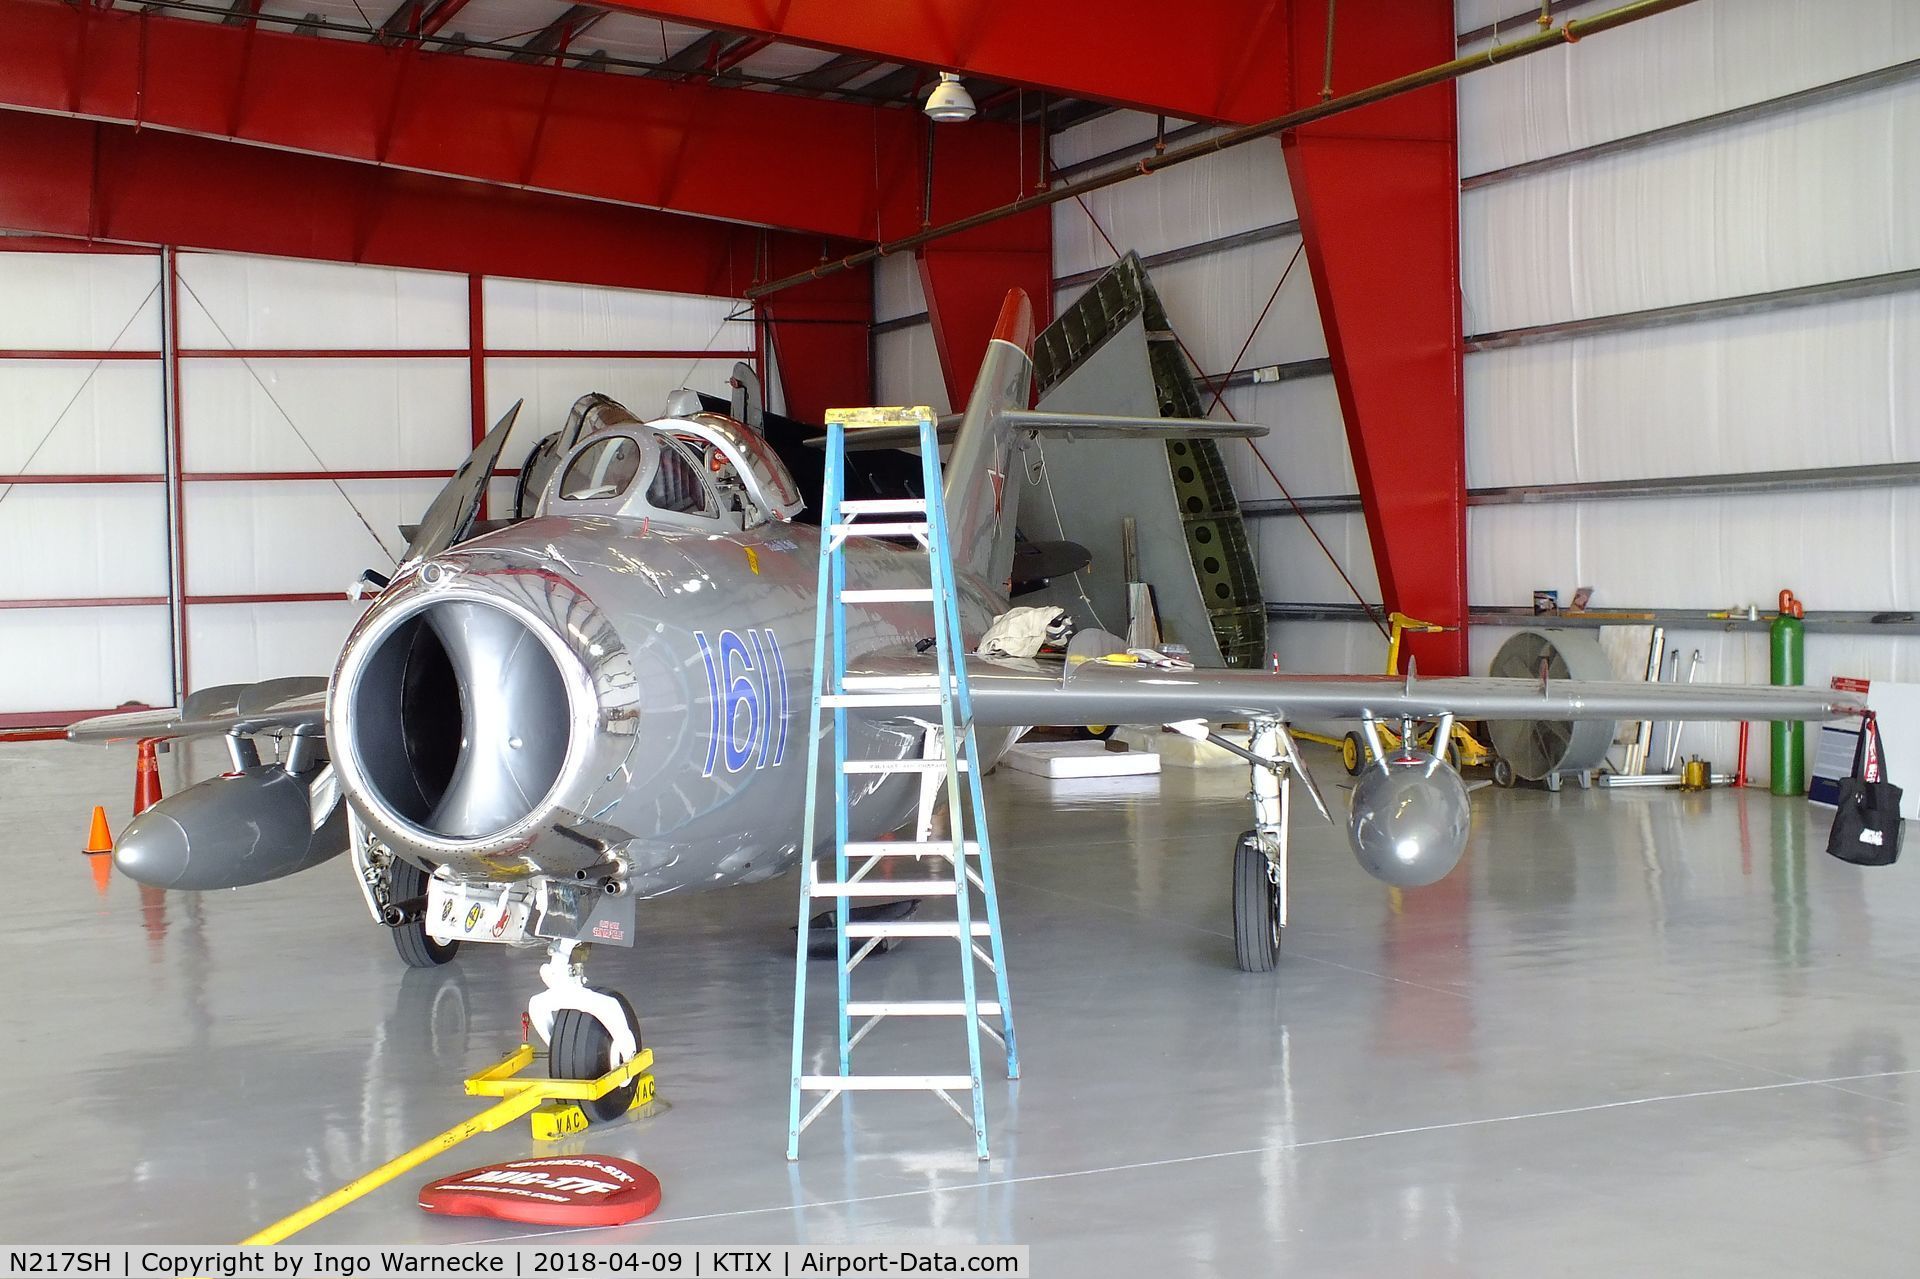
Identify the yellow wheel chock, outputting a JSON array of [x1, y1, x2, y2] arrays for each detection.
[[241, 1044, 656, 1245]]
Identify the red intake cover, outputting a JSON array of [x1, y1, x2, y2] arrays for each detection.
[[419, 1156, 661, 1226]]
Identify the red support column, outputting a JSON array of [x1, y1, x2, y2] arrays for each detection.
[[915, 122, 1052, 409], [757, 236, 873, 424], [1282, 1, 1466, 673]]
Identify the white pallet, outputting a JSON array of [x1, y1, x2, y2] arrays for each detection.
[[1002, 739, 1161, 779]]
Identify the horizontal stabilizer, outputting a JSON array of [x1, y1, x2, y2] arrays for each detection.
[[1001, 410, 1265, 440], [818, 410, 1264, 453]]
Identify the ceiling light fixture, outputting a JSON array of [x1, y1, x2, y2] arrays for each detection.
[[924, 72, 977, 123]]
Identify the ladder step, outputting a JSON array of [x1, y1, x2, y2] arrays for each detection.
[[843, 757, 969, 774], [841, 588, 935, 603], [830, 522, 928, 538], [845, 921, 993, 938], [811, 880, 958, 897], [838, 499, 929, 515], [844, 840, 980, 858], [800, 1075, 975, 1091], [847, 1001, 1001, 1017], [821, 692, 945, 708]]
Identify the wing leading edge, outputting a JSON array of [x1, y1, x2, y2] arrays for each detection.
[[66, 677, 328, 743], [848, 653, 1864, 728]]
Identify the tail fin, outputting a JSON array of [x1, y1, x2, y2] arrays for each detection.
[[938, 289, 1266, 593], [942, 291, 1037, 591]]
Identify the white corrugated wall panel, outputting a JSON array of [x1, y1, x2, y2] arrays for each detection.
[[0, 360, 165, 473], [1468, 293, 1920, 489], [0, 484, 170, 599], [1133, 237, 1322, 379], [874, 256, 928, 324], [1047, 110, 1166, 169], [1458, 0, 1920, 178], [1462, 74, 1920, 333], [482, 279, 748, 352], [188, 600, 372, 689], [176, 254, 468, 349], [483, 357, 743, 466], [872, 326, 952, 416], [0, 253, 161, 350], [1470, 490, 1920, 617], [180, 358, 471, 471], [183, 479, 435, 594], [1271, 620, 1390, 677], [1219, 376, 1352, 498], [0, 606, 173, 713], [1255, 509, 1378, 610], [1053, 139, 1295, 280]]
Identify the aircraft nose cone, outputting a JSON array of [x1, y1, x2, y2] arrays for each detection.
[[114, 809, 191, 889]]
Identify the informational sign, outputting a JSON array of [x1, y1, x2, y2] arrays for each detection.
[[419, 1155, 661, 1227], [1812, 677, 1872, 807], [1865, 679, 1920, 820]]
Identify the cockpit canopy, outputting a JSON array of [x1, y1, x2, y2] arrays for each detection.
[[537, 399, 804, 531]]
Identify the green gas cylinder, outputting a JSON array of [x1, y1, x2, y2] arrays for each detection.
[[1770, 588, 1806, 796]]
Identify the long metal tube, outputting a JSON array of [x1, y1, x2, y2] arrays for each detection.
[[160, 247, 188, 704], [744, 0, 1701, 300]]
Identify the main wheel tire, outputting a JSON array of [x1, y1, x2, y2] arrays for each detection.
[[1342, 732, 1365, 776], [389, 859, 459, 969], [1232, 832, 1281, 972], [550, 989, 642, 1123], [1491, 756, 1516, 789]]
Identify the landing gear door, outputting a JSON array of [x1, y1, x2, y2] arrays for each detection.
[[660, 412, 806, 525]]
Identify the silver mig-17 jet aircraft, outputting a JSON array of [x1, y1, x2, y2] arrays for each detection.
[[71, 290, 1862, 1115]]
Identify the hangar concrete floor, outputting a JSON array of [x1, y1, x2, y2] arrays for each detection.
[[3, 736, 1916, 1274]]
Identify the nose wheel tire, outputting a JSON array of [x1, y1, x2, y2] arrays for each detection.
[[549, 988, 643, 1122], [1233, 832, 1282, 972], [389, 859, 459, 969]]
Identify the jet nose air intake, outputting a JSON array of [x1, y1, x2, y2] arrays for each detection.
[[336, 580, 578, 844]]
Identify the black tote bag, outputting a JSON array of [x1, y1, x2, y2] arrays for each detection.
[[1827, 712, 1904, 867]]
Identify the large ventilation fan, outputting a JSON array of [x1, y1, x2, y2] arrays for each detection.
[[1485, 629, 1619, 782]]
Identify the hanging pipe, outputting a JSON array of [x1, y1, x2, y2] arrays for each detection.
[[744, 0, 1702, 300], [1320, 0, 1338, 101]]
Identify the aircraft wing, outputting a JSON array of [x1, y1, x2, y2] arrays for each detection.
[[847, 652, 1863, 727], [66, 677, 328, 743]]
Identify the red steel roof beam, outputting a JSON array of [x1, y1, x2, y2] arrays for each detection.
[[584, 0, 1295, 123], [0, 109, 859, 301], [0, 0, 1039, 243]]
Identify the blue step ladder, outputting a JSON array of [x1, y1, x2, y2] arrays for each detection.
[[787, 405, 1019, 1162]]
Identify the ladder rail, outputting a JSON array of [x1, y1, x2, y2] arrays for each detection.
[[920, 433, 991, 1159], [787, 420, 845, 1162], [925, 449, 1021, 1083]]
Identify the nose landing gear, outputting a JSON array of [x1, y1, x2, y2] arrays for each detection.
[[529, 940, 645, 1123]]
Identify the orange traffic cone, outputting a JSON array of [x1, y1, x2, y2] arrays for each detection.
[[82, 805, 114, 855], [134, 738, 163, 815]]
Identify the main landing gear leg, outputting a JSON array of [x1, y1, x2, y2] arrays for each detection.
[[1233, 718, 1291, 973], [528, 940, 645, 1123]]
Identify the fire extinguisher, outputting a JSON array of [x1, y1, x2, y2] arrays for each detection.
[[1770, 588, 1806, 796]]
